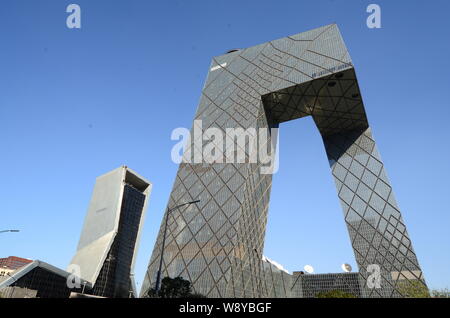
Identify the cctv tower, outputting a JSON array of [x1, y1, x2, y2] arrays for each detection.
[[142, 24, 426, 297]]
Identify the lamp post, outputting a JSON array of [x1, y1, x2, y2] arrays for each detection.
[[6, 272, 17, 298], [154, 199, 200, 294], [0, 230, 20, 234], [253, 248, 263, 298]]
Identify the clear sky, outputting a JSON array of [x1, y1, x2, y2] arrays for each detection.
[[1, 0, 449, 292]]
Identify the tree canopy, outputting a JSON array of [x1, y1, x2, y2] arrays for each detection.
[[316, 290, 357, 298], [145, 276, 206, 298]]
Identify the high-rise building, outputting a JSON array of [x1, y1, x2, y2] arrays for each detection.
[[141, 24, 426, 298], [69, 166, 152, 298]]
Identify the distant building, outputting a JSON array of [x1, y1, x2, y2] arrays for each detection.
[[68, 166, 152, 298], [258, 257, 362, 298], [291, 272, 362, 298], [0, 256, 32, 277]]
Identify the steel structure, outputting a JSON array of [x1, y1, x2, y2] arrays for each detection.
[[141, 24, 425, 298]]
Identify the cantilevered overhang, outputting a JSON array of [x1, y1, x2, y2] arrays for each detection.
[[262, 67, 368, 136]]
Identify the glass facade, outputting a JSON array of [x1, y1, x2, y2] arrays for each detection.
[[69, 166, 151, 298], [260, 257, 292, 298], [292, 272, 362, 298], [92, 184, 146, 298], [141, 24, 426, 298], [7, 266, 84, 298]]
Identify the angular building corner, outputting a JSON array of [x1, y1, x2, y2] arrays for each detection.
[[68, 166, 152, 298], [141, 24, 426, 298]]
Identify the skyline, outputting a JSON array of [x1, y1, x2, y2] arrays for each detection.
[[1, 0, 450, 292]]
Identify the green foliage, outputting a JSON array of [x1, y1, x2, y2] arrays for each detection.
[[430, 288, 450, 298], [396, 280, 430, 298], [316, 290, 357, 298], [145, 276, 206, 298]]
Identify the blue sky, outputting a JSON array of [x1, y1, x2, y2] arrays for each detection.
[[1, 0, 449, 291]]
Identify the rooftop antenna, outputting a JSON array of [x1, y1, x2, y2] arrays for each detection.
[[303, 265, 314, 274], [341, 263, 352, 273]]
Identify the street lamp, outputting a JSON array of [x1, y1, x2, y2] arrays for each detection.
[[154, 199, 200, 293], [253, 248, 263, 298], [6, 272, 17, 298], [0, 230, 20, 234]]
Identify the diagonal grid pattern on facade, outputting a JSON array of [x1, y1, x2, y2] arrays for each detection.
[[141, 24, 426, 298]]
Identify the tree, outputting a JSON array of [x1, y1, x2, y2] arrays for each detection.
[[396, 280, 430, 298], [316, 290, 357, 298], [431, 288, 450, 298], [145, 276, 206, 298]]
